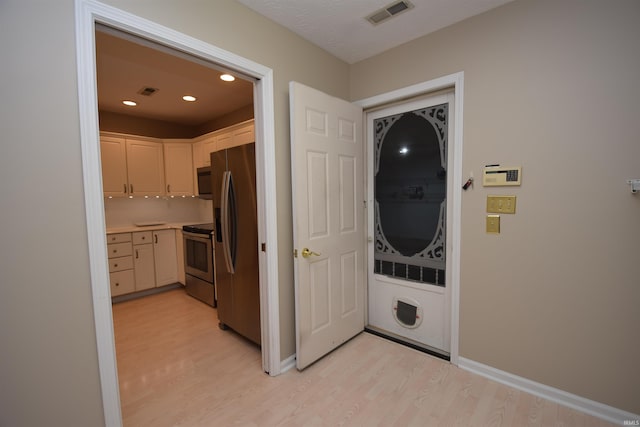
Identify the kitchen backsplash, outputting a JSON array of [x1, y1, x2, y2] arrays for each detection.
[[104, 196, 212, 228]]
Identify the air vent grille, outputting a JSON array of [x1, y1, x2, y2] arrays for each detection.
[[366, 0, 414, 25], [138, 86, 159, 96]]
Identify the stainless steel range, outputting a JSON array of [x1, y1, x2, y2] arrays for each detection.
[[182, 223, 215, 307]]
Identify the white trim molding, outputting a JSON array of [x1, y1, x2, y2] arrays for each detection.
[[459, 357, 640, 425], [74, 1, 281, 425], [280, 354, 297, 374], [356, 72, 464, 366]]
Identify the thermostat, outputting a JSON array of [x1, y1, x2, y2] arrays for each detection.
[[483, 165, 522, 187]]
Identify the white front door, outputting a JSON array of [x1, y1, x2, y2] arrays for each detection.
[[290, 82, 365, 370], [367, 92, 455, 357]]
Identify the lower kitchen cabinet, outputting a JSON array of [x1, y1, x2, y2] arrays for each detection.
[[109, 270, 135, 296], [153, 229, 178, 286], [107, 229, 179, 297], [107, 233, 135, 296], [133, 242, 156, 291]]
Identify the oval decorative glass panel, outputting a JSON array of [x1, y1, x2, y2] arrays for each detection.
[[374, 103, 448, 286]]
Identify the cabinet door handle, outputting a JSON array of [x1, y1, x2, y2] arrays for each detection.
[[114, 263, 118, 268], [167, 184, 171, 193], [124, 184, 127, 194], [155, 234, 158, 244], [135, 249, 139, 259], [130, 184, 133, 194]]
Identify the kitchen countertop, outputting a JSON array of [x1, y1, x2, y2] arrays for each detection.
[[106, 222, 206, 234]]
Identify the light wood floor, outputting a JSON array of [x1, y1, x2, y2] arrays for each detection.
[[113, 289, 615, 426]]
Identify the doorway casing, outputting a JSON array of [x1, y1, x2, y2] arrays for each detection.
[[355, 71, 464, 367], [75, 1, 281, 426]]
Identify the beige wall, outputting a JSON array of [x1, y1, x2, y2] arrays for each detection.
[[0, 0, 349, 425], [0, 1, 105, 426], [351, 0, 640, 414]]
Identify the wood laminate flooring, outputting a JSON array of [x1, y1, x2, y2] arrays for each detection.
[[113, 289, 615, 426]]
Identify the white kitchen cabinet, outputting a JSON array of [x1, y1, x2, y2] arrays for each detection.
[[126, 137, 165, 197], [175, 229, 186, 285], [109, 270, 135, 296], [153, 229, 178, 286], [107, 233, 134, 296], [133, 231, 155, 291], [192, 134, 216, 168], [215, 131, 233, 151], [100, 136, 128, 197], [107, 229, 179, 297], [163, 142, 194, 196], [232, 121, 255, 147], [216, 121, 255, 151]]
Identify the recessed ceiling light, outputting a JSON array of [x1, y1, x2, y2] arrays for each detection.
[[220, 74, 235, 82], [122, 100, 137, 106], [182, 95, 197, 102]]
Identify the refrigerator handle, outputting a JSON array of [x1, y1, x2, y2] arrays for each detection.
[[228, 171, 238, 272], [221, 171, 235, 274]]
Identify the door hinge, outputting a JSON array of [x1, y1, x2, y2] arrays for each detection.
[[293, 249, 298, 258], [261, 242, 266, 252]]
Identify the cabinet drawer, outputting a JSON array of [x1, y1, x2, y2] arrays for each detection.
[[133, 231, 153, 245], [107, 242, 132, 258], [110, 270, 135, 297], [109, 256, 133, 273], [106, 233, 131, 244]]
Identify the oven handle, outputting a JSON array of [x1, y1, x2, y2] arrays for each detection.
[[221, 171, 235, 274], [182, 231, 212, 241]]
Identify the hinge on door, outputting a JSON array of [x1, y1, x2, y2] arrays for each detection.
[[293, 249, 298, 258], [261, 242, 266, 252]]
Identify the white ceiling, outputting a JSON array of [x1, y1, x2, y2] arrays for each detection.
[[237, 0, 514, 64], [96, 0, 513, 127]]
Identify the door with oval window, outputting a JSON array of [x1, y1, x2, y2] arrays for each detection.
[[367, 92, 454, 358]]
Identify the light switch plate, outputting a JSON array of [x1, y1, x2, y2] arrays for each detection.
[[486, 215, 500, 233], [487, 195, 516, 214]]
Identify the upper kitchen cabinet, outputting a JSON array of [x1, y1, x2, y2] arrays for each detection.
[[163, 142, 194, 196], [126, 137, 165, 197], [100, 136, 129, 197], [218, 120, 255, 151], [192, 120, 254, 169], [100, 133, 167, 197], [192, 134, 216, 169]]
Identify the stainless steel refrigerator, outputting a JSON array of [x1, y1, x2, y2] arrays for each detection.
[[211, 143, 261, 345]]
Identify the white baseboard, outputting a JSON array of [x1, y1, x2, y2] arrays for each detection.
[[280, 354, 296, 374], [458, 357, 639, 425]]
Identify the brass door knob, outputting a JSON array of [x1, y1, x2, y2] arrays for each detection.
[[301, 248, 321, 258]]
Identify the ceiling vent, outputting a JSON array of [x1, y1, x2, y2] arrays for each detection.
[[366, 0, 414, 26], [138, 86, 159, 96]]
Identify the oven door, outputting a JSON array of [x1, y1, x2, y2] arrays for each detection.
[[183, 231, 214, 283]]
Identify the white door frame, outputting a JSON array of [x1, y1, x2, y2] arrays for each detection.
[[74, 1, 281, 426], [355, 72, 464, 365]]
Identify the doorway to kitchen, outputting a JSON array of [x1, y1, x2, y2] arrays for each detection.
[[75, 2, 280, 425]]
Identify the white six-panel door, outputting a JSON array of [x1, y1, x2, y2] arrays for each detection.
[[290, 82, 365, 370]]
